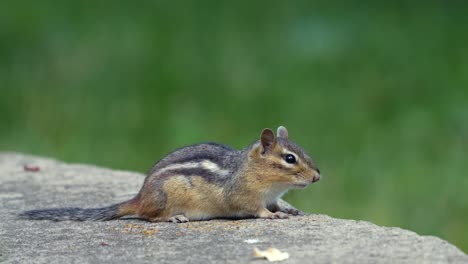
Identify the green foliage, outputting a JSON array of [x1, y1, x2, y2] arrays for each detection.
[[1, 1, 467, 252]]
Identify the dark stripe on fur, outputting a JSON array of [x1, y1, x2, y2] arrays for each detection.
[[157, 167, 232, 185], [148, 143, 239, 175], [18, 204, 121, 221], [277, 138, 317, 169], [270, 162, 292, 171]]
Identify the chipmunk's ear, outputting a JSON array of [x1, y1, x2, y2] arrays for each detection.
[[277, 126, 289, 139], [260, 128, 277, 153]]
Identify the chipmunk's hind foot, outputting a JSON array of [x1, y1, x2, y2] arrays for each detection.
[[168, 214, 189, 223], [147, 214, 190, 223], [267, 211, 289, 219], [256, 208, 289, 219]]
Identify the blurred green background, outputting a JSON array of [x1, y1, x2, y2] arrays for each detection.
[[1, 1, 467, 252]]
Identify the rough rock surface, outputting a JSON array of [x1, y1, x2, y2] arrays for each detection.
[[0, 152, 466, 264]]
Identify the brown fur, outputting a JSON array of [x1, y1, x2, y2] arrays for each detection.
[[120, 127, 319, 221], [19, 126, 320, 222]]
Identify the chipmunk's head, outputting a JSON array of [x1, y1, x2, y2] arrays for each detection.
[[249, 126, 320, 189]]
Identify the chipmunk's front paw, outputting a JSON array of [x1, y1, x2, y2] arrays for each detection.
[[269, 200, 305, 216], [168, 214, 189, 223], [281, 208, 305, 216]]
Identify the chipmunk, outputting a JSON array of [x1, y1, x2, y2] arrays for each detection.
[[19, 126, 320, 222]]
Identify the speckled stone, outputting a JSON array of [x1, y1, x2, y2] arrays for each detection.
[[0, 153, 467, 264]]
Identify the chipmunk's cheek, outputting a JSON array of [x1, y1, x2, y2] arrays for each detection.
[[292, 174, 310, 188]]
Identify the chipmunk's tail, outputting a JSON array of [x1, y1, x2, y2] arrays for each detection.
[[18, 199, 138, 221]]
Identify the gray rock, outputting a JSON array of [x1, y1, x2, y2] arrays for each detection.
[[0, 152, 466, 264]]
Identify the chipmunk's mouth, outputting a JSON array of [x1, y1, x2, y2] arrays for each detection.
[[293, 182, 309, 188]]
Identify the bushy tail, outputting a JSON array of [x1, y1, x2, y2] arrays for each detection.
[[18, 202, 133, 221]]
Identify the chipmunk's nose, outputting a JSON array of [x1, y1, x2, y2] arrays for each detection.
[[312, 169, 321, 183], [312, 175, 320, 183]]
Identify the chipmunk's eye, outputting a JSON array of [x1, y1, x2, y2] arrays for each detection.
[[284, 154, 296, 164]]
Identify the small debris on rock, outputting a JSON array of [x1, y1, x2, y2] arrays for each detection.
[[100, 242, 109, 247], [244, 239, 259, 244], [23, 165, 40, 172], [142, 229, 159, 236], [118, 223, 159, 237], [253, 247, 289, 262]]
